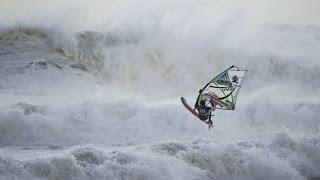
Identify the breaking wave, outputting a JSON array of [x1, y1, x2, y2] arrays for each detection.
[[0, 136, 319, 180], [0, 23, 320, 179]]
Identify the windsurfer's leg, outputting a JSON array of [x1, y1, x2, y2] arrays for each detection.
[[209, 112, 213, 125]]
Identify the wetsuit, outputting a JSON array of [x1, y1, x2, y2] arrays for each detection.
[[195, 99, 214, 124], [194, 89, 214, 127], [197, 104, 211, 121]]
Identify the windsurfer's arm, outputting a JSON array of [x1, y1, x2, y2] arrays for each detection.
[[194, 100, 198, 109], [194, 90, 201, 109], [194, 89, 203, 109]]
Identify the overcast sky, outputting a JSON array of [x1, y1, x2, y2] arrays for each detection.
[[1, 0, 319, 27], [243, 0, 320, 25]]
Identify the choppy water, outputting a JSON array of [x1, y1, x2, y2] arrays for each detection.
[[0, 2, 320, 179]]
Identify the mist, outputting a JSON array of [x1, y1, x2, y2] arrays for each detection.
[[0, 0, 319, 179]]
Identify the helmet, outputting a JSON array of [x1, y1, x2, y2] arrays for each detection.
[[200, 100, 206, 106]]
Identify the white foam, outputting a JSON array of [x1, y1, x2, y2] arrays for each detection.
[[0, 4, 320, 178]]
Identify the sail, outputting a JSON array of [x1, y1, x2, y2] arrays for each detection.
[[196, 65, 247, 110]]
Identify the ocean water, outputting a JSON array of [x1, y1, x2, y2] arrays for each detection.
[[0, 1, 320, 179]]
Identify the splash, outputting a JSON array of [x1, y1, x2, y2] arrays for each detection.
[[0, 1, 320, 179]]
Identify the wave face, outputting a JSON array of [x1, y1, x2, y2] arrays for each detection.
[[1, 2, 320, 179]]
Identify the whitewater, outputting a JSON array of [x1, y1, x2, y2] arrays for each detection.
[[0, 1, 320, 179]]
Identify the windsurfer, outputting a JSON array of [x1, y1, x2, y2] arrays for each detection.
[[181, 65, 247, 130], [194, 90, 214, 128]]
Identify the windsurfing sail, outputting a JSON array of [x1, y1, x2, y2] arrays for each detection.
[[195, 65, 247, 110]]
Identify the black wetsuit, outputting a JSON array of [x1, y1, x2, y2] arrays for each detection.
[[194, 89, 214, 125], [197, 105, 211, 121]]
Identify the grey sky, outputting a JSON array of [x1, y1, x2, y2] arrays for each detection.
[[1, 0, 320, 26], [242, 0, 320, 25]]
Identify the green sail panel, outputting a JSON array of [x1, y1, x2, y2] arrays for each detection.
[[197, 66, 247, 110]]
